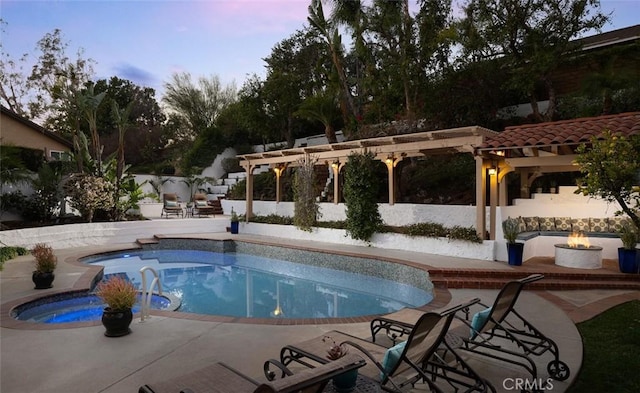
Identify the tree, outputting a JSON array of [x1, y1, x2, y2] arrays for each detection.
[[162, 72, 236, 137], [458, 0, 608, 121], [0, 21, 31, 116], [261, 28, 329, 147], [295, 93, 341, 143], [29, 29, 95, 132], [574, 130, 640, 230], [111, 100, 133, 212], [308, 0, 357, 133], [77, 82, 106, 172]]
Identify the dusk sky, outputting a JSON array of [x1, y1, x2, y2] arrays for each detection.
[[1, 0, 639, 100]]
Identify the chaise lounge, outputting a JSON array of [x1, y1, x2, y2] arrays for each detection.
[[192, 193, 216, 217], [272, 299, 494, 392], [161, 193, 184, 218], [139, 353, 365, 393]]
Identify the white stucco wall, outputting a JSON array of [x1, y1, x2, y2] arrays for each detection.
[[239, 222, 495, 261], [221, 200, 478, 228], [0, 219, 228, 250]]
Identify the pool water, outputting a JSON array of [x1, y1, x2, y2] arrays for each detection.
[[15, 293, 172, 324], [88, 249, 432, 319]]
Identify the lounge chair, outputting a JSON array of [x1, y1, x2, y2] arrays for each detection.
[[272, 299, 495, 393], [161, 193, 184, 218], [371, 274, 570, 382], [139, 353, 365, 393], [192, 193, 216, 217]]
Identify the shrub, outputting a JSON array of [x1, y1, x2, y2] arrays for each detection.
[[344, 151, 383, 241], [293, 157, 320, 232], [0, 246, 29, 271], [31, 243, 57, 273], [63, 173, 115, 222], [96, 275, 137, 311]]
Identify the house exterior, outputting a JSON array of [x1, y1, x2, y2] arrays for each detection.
[[0, 106, 72, 160]]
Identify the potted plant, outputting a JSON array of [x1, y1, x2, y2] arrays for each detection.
[[502, 217, 524, 266], [230, 208, 240, 234], [96, 275, 137, 337], [323, 336, 357, 393], [31, 243, 57, 289], [618, 223, 639, 274]]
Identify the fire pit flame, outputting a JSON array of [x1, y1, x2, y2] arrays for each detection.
[[567, 231, 590, 248]]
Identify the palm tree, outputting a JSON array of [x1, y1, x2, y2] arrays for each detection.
[[295, 93, 341, 143], [308, 0, 357, 130], [77, 82, 106, 173]]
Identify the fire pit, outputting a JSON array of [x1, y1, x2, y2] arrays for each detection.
[[554, 232, 603, 269]]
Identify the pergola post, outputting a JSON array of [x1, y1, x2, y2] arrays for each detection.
[[241, 162, 255, 222], [272, 163, 287, 203], [489, 163, 498, 240], [383, 154, 403, 205], [475, 157, 487, 240], [331, 161, 343, 204]]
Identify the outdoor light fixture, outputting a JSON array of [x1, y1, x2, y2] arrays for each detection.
[[331, 161, 339, 169], [488, 167, 497, 176], [385, 154, 394, 165]]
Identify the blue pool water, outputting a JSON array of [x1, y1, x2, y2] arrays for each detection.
[[84, 248, 433, 319], [14, 293, 172, 324]]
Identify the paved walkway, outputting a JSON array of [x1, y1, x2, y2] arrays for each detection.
[[1, 232, 639, 393]]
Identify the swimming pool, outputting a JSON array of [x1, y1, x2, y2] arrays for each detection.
[[82, 239, 434, 319]]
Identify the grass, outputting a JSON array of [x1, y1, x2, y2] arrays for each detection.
[[567, 300, 640, 393]]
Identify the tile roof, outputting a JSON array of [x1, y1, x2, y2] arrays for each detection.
[[480, 112, 640, 150]]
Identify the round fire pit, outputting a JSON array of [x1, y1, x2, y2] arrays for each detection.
[[554, 244, 603, 269]]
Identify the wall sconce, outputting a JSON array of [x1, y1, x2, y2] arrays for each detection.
[[331, 161, 339, 170], [487, 167, 497, 176], [272, 164, 286, 176], [385, 154, 394, 165]]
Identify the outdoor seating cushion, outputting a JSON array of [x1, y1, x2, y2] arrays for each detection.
[[538, 217, 555, 231], [523, 217, 539, 232], [195, 200, 208, 207], [609, 217, 631, 232], [380, 340, 406, 379], [554, 217, 572, 231], [470, 307, 492, 339], [165, 201, 178, 207], [571, 218, 590, 232]]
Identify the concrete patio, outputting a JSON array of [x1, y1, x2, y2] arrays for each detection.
[[1, 222, 639, 393]]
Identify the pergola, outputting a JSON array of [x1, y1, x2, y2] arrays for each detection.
[[237, 126, 497, 235], [237, 112, 640, 240], [476, 112, 640, 239]]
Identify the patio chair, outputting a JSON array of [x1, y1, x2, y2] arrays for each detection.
[[161, 193, 184, 218], [272, 299, 495, 393], [139, 353, 365, 393], [192, 193, 216, 217], [370, 274, 570, 382]]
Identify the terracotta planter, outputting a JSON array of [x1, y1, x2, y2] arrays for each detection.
[[101, 308, 133, 337], [32, 271, 55, 289]]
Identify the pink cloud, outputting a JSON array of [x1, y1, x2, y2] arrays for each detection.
[[196, 0, 311, 36]]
